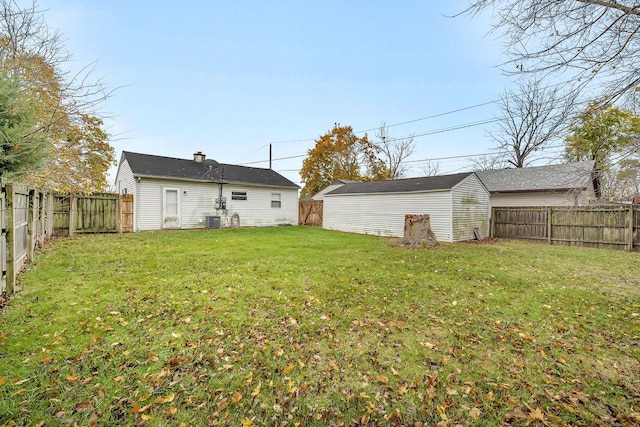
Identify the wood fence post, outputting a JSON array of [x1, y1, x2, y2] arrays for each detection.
[[547, 207, 552, 245], [68, 194, 76, 236], [5, 183, 14, 294], [45, 192, 53, 237], [27, 189, 35, 262], [0, 185, 4, 294], [629, 205, 634, 252], [116, 193, 122, 233], [490, 207, 496, 237]]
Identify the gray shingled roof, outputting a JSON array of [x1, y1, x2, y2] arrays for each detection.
[[326, 173, 475, 195], [476, 161, 596, 193], [121, 151, 299, 188]]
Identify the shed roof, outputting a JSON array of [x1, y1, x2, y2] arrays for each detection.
[[476, 161, 596, 193], [326, 172, 475, 195], [120, 151, 299, 188]]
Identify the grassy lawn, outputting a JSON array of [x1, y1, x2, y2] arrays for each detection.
[[0, 227, 639, 426]]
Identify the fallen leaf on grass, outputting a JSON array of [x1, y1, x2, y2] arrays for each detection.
[[0, 376, 6, 386], [73, 401, 93, 413], [377, 375, 389, 384], [527, 407, 546, 425], [217, 398, 228, 410], [251, 384, 261, 397], [469, 407, 481, 420], [66, 375, 78, 382], [131, 403, 151, 414], [154, 394, 175, 404], [88, 412, 99, 426]]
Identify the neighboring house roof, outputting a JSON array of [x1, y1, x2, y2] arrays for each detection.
[[120, 151, 299, 188], [329, 178, 360, 185], [326, 172, 477, 195], [476, 161, 598, 194], [310, 178, 360, 200]]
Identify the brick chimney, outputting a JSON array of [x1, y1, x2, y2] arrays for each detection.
[[193, 151, 206, 162]]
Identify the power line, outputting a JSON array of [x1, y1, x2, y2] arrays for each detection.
[[352, 100, 500, 135], [266, 80, 584, 146], [269, 99, 500, 145], [240, 79, 596, 168], [240, 117, 501, 166]]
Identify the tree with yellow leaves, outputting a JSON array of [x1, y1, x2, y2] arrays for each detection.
[[300, 124, 388, 198], [0, 0, 115, 192]]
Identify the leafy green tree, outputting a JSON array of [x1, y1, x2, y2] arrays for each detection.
[[300, 124, 388, 198], [0, 73, 47, 180], [565, 102, 640, 170]]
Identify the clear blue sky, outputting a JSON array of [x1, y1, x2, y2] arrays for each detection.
[[35, 0, 542, 188]]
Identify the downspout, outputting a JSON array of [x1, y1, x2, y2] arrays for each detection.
[[136, 176, 141, 232], [218, 165, 225, 216]]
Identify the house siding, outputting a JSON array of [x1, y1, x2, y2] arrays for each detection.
[[114, 160, 138, 229], [135, 178, 297, 231], [323, 190, 454, 241], [138, 179, 165, 231], [451, 175, 490, 241], [219, 184, 298, 227], [115, 160, 136, 195]]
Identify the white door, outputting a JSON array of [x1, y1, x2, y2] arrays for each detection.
[[163, 188, 181, 229]]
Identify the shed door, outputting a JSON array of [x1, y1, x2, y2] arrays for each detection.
[[163, 188, 181, 229]]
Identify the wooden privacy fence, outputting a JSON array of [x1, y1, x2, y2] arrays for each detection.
[[53, 193, 134, 235], [1, 183, 54, 295], [299, 199, 323, 226], [1, 188, 134, 295], [491, 205, 640, 251]]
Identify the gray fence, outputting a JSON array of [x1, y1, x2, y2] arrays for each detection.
[[1, 184, 54, 294]]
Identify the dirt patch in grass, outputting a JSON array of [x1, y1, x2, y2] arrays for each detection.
[[461, 237, 502, 244]]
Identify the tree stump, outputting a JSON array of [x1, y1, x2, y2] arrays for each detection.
[[402, 214, 438, 248]]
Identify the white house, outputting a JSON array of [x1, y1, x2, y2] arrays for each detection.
[[323, 173, 490, 242], [476, 161, 600, 207], [114, 151, 299, 231]]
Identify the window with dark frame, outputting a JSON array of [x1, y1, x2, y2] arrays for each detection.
[[232, 191, 247, 201], [271, 193, 281, 208]]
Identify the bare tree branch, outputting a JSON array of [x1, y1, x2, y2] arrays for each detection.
[[374, 123, 415, 179], [462, 0, 640, 103], [489, 79, 576, 167]]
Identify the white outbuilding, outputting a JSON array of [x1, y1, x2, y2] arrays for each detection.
[[322, 172, 490, 242]]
